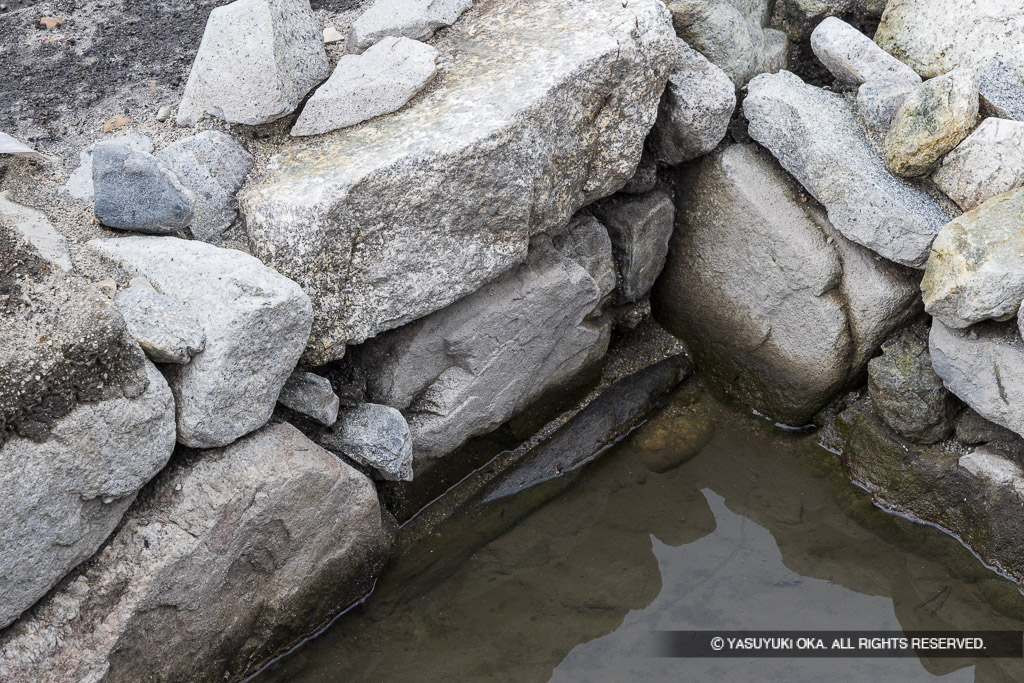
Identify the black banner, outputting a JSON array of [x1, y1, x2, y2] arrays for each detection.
[[651, 631, 1024, 658]]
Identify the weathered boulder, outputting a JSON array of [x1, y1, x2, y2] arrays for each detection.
[[61, 134, 153, 203], [977, 59, 1024, 122], [0, 191, 71, 273], [321, 403, 414, 481], [652, 143, 918, 424], [883, 68, 979, 178], [355, 217, 614, 460], [874, 0, 1024, 82], [932, 118, 1024, 211], [89, 237, 312, 448], [93, 143, 195, 234], [292, 37, 438, 137], [921, 187, 1024, 329], [744, 70, 949, 268], [652, 143, 849, 424], [156, 132, 254, 243], [1, 230, 148, 446], [176, 0, 329, 126], [0, 423, 393, 682], [348, 0, 472, 53], [590, 190, 674, 304], [867, 324, 956, 444], [810, 17, 920, 87], [278, 371, 340, 426], [929, 319, 1024, 439], [0, 362, 175, 629], [240, 0, 677, 364], [664, 0, 787, 87], [113, 284, 206, 364], [648, 39, 735, 165], [856, 79, 916, 135]]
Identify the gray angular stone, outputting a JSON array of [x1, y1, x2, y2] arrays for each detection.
[[956, 407, 1024, 452], [292, 37, 438, 137], [930, 318, 1024, 439], [156, 131, 254, 243], [61, 133, 153, 203], [356, 218, 614, 460], [0, 361, 175, 629], [978, 58, 1024, 122], [89, 237, 313, 448], [176, 0, 329, 126], [0, 423, 392, 683], [883, 68, 979, 178], [648, 39, 736, 165], [932, 118, 1024, 211], [652, 143, 850, 425], [240, 0, 678, 364], [0, 191, 71, 272], [591, 190, 674, 304], [326, 403, 413, 481], [92, 143, 195, 234], [348, 0, 472, 53], [278, 371, 340, 426], [620, 150, 658, 195], [867, 324, 956, 444], [652, 144, 919, 424], [810, 17, 921, 87], [744, 70, 950, 268], [665, 0, 788, 87], [875, 0, 1024, 82], [921, 187, 1024, 329], [113, 285, 206, 364], [856, 78, 916, 133]]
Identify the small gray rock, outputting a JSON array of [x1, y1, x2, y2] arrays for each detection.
[[648, 40, 736, 165], [157, 131, 253, 242], [977, 58, 1024, 121], [155, 105, 172, 122], [278, 371, 340, 426], [956, 407, 1024, 452], [328, 403, 413, 481], [292, 37, 438, 136], [348, 0, 471, 53], [810, 17, 921, 87], [0, 191, 72, 272], [114, 285, 206, 364], [177, 0, 329, 126], [932, 118, 1024, 211], [857, 79, 916, 133], [62, 134, 154, 203], [92, 143, 194, 234], [89, 236, 313, 448], [867, 324, 956, 444], [930, 318, 1024, 439], [883, 68, 980, 178], [591, 190, 674, 304], [744, 70, 949, 268]]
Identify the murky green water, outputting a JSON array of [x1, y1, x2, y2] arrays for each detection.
[[259, 383, 1024, 682]]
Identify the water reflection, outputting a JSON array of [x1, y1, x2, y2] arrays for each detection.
[[259, 383, 1024, 683]]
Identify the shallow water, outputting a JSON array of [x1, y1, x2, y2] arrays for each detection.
[[259, 383, 1024, 683]]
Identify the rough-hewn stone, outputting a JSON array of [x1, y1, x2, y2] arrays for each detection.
[[240, 0, 677, 364], [932, 118, 1024, 211], [348, 0, 472, 53], [355, 218, 614, 460], [856, 79, 916, 133], [324, 403, 414, 481], [278, 371, 340, 426], [883, 68, 979, 178], [591, 190, 674, 304], [0, 423, 393, 683], [0, 362, 175, 629], [61, 134, 154, 203], [113, 284, 206, 364], [744, 70, 950, 268], [977, 58, 1024, 122], [0, 191, 71, 273], [176, 0, 329, 126], [921, 187, 1024, 329], [92, 143, 195, 234], [89, 237, 312, 448], [810, 17, 920, 87]]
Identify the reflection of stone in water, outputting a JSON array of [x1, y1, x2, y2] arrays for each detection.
[[633, 384, 717, 473]]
